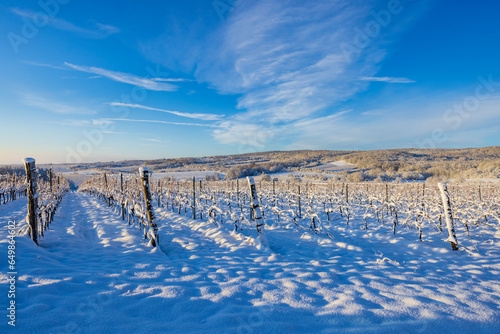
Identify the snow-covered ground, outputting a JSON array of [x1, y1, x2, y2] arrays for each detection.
[[150, 171, 225, 180], [464, 178, 500, 184], [61, 172, 99, 189], [270, 171, 340, 179], [312, 161, 357, 172], [1, 193, 499, 333]]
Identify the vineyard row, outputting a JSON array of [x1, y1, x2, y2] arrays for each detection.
[[78, 170, 500, 252]]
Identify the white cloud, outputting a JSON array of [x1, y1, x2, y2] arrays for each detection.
[[141, 0, 431, 149], [359, 76, 415, 83], [140, 138, 164, 143], [287, 93, 500, 150], [100, 118, 217, 127], [213, 121, 273, 147], [45, 120, 91, 126], [23, 61, 68, 70], [152, 78, 193, 82], [65, 63, 178, 91], [101, 131, 126, 135], [11, 8, 119, 39], [92, 119, 114, 126], [19, 93, 96, 115], [108, 103, 223, 121], [183, 0, 378, 146]]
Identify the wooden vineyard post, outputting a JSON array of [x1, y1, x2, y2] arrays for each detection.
[[247, 176, 268, 247], [297, 184, 302, 218], [120, 173, 125, 221], [139, 167, 159, 247], [273, 178, 277, 207], [438, 182, 459, 251], [11, 174, 15, 201], [103, 173, 109, 205], [236, 178, 239, 202], [346, 183, 349, 204], [158, 180, 162, 207], [345, 183, 350, 225], [192, 177, 196, 220], [49, 168, 53, 192], [23, 158, 38, 245], [385, 183, 389, 214], [421, 183, 426, 213]]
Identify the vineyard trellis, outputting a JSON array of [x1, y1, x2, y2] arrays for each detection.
[[0, 171, 27, 205], [7, 158, 71, 245], [78, 170, 500, 252]]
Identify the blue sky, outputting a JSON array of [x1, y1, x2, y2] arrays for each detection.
[[1, 0, 499, 164]]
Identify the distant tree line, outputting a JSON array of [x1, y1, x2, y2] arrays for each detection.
[[66, 146, 500, 182]]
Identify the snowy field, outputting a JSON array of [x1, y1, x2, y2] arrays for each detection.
[[270, 171, 341, 180], [61, 172, 100, 190], [312, 161, 357, 172], [150, 170, 225, 180], [1, 191, 500, 333]]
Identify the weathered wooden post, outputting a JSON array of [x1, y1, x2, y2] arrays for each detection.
[[438, 182, 459, 251], [346, 183, 349, 204], [344, 183, 350, 225], [11, 174, 15, 201], [385, 183, 389, 214], [23, 158, 38, 245], [297, 184, 302, 218], [139, 167, 158, 247], [103, 173, 109, 205], [157, 180, 161, 207], [421, 183, 425, 212], [236, 178, 239, 202], [49, 168, 53, 192], [192, 177, 196, 220], [273, 178, 277, 207], [247, 176, 268, 247], [120, 173, 125, 221]]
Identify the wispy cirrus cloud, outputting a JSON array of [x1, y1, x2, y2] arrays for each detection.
[[64, 62, 178, 91], [10, 8, 119, 39], [23, 61, 68, 70], [100, 118, 217, 127], [44, 119, 125, 135], [359, 76, 416, 83], [18, 92, 96, 115], [195, 0, 380, 146], [289, 91, 500, 150], [25, 60, 189, 83], [140, 138, 164, 143], [45, 120, 91, 127], [152, 77, 193, 82], [142, 0, 426, 149], [108, 102, 223, 121]]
